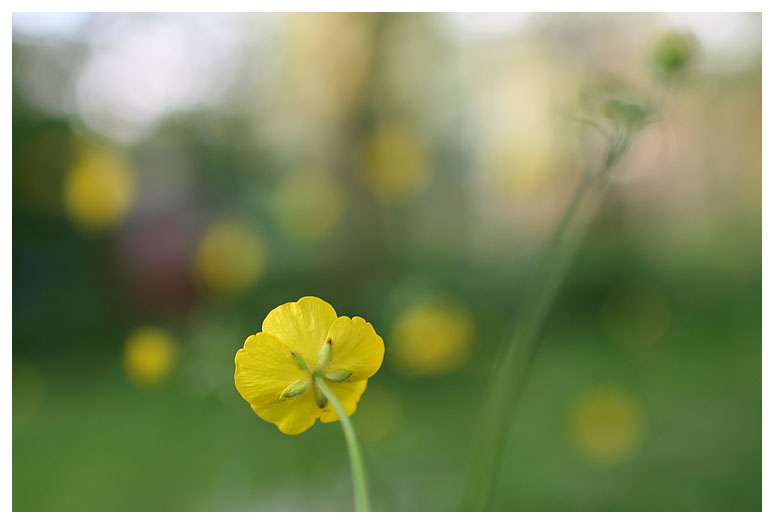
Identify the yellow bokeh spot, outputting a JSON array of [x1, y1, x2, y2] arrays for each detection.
[[601, 284, 670, 353], [273, 171, 344, 242], [354, 384, 403, 443], [124, 327, 176, 388], [472, 58, 574, 202], [483, 133, 556, 196], [63, 147, 135, 232], [568, 386, 645, 464], [193, 219, 265, 298], [391, 296, 474, 375], [361, 122, 430, 201]]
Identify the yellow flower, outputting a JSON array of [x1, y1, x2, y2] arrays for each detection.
[[234, 296, 385, 435], [124, 327, 176, 387]]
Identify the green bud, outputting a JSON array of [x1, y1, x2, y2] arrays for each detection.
[[323, 369, 352, 383], [315, 338, 332, 371], [653, 31, 697, 76], [290, 351, 310, 372], [280, 379, 311, 400], [313, 380, 328, 409]]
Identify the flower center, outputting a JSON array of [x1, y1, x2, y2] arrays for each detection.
[[282, 338, 352, 408]]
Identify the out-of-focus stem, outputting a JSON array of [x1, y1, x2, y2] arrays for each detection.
[[460, 133, 631, 511]]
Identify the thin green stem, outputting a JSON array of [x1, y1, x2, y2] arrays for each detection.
[[460, 135, 631, 511], [313, 374, 370, 512]]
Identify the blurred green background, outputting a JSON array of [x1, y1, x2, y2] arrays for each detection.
[[12, 12, 761, 511]]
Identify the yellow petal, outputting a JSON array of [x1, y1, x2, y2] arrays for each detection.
[[253, 391, 323, 435], [261, 296, 338, 365], [234, 332, 308, 408], [320, 379, 368, 423], [326, 316, 385, 382]]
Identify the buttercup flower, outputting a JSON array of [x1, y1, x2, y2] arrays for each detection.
[[234, 296, 385, 435]]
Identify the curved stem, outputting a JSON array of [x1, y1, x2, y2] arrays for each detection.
[[313, 374, 370, 512], [460, 135, 631, 511]]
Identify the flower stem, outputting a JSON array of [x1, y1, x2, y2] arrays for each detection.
[[313, 374, 370, 512], [460, 133, 633, 511]]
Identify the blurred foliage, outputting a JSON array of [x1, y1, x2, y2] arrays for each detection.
[[12, 12, 761, 511]]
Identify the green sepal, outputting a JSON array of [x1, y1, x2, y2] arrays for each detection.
[[315, 339, 332, 371], [313, 380, 328, 409], [290, 351, 310, 372], [280, 379, 311, 400], [323, 369, 352, 383]]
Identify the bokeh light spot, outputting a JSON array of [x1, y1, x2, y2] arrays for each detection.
[[568, 386, 645, 464], [360, 122, 430, 201], [283, 13, 372, 124], [272, 171, 344, 242], [390, 296, 474, 376], [192, 218, 265, 298], [63, 147, 136, 232], [124, 326, 177, 388]]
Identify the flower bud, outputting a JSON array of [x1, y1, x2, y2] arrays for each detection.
[[653, 31, 698, 76]]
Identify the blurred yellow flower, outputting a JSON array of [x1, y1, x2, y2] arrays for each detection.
[[234, 296, 384, 435], [568, 386, 645, 464], [63, 147, 135, 232], [390, 296, 474, 375], [193, 218, 264, 298], [124, 327, 176, 388], [273, 171, 344, 241], [361, 122, 430, 201]]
